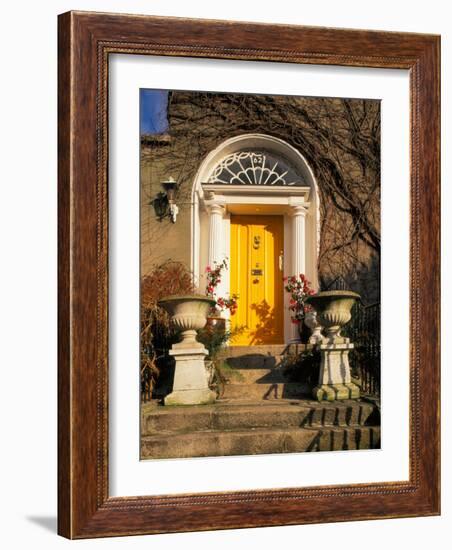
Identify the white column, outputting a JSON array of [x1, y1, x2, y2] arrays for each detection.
[[207, 203, 225, 267], [191, 191, 200, 283], [290, 205, 308, 342]]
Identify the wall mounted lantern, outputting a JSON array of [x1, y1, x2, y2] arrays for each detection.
[[151, 177, 179, 223]]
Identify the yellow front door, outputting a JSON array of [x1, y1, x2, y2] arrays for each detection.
[[230, 215, 284, 345]]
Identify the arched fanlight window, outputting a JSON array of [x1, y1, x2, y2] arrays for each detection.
[[207, 151, 306, 187]]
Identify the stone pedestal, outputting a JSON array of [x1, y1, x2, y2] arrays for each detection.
[[158, 294, 217, 406], [165, 344, 216, 406], [313, 339, 360, 401], [306, 290, 361, 402]]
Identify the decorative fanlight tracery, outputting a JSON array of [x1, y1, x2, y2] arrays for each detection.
[[206, 151, 304, 187]]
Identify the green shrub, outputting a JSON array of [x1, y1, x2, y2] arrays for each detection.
[[198, 323, 244, 397]]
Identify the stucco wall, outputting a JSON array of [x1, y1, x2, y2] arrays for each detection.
[[140, 91, 381, 303]]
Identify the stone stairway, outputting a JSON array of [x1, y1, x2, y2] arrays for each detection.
[[218, 344, 309, 400], [141, 345, 380, 459]]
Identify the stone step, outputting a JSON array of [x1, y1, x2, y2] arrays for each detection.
[[141, 400, 377, 435], [217, 344, 311, 370], [141, 425, 381, 459], [221, 354, 284, 370], [221, 382, 309, 400], [219, 344, 291, 358], [220, 367, 286, 384]]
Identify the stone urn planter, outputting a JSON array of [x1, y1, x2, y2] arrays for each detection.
[[306, 290, 360, 340], [158, 295, 216, 405], [306, 290, 361, 402]]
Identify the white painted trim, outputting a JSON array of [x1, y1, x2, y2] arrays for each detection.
[[208, 195, 310, 207], [202, 184, 311, 197], [190, 133, 321, 343]]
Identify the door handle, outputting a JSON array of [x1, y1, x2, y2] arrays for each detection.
[[279, 251, 284, 271]]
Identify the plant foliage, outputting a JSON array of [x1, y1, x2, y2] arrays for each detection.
[[140, 261, 195, 401]]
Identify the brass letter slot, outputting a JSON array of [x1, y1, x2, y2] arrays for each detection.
[[251, 269, 263, 276]]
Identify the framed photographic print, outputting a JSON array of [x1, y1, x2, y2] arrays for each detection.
[[58, 11, 440, 538]]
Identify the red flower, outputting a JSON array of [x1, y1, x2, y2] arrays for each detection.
[[283, 273, 315, 324]]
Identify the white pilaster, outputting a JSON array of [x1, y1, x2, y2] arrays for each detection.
[[290, 204, 308, 342], [207, 203, 225, 267]]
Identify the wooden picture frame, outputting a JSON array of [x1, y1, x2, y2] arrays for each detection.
[[58, 11, 440, 538]]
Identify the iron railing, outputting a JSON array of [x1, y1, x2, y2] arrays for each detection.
[[343, 302, 381, 396]]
